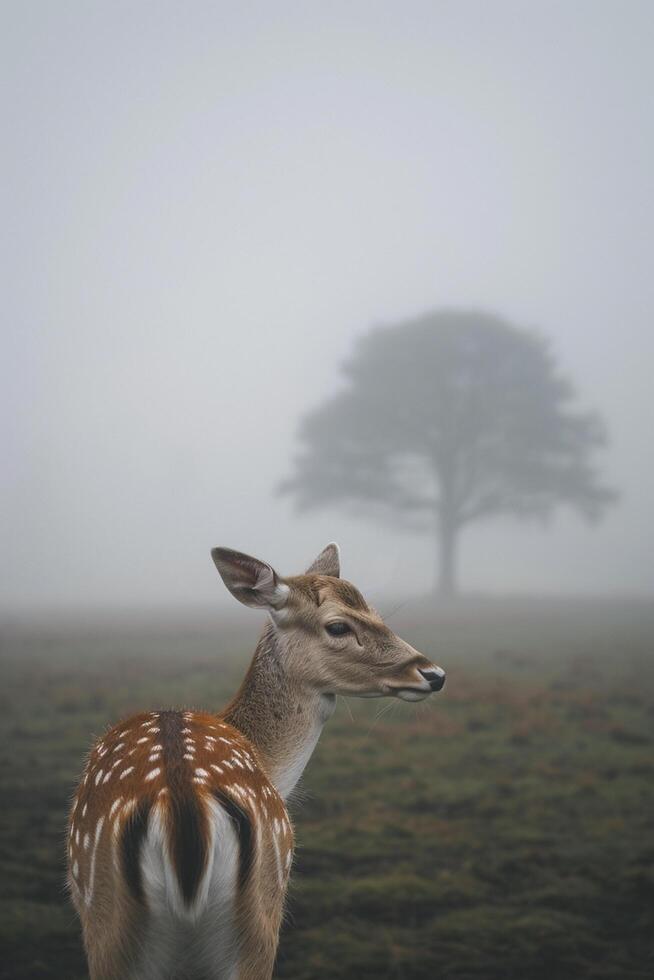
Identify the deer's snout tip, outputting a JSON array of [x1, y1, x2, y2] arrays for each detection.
[[418, 666, 446, 692]]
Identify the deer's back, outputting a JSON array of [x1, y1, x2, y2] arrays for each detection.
[[67, 708, 293, 951]]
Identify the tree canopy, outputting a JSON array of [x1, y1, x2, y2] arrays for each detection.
[[280, 310, 616, 593]]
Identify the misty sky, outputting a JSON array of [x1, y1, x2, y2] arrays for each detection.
[[3, 1, 653, 613]]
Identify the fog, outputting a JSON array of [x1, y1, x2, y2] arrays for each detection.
[[3, 0, 653, 615]]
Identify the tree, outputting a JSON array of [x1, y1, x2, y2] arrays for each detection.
[[279, 310, 616, 595]]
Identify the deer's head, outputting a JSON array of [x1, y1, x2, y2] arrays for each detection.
[[211, 544, 445, 702]]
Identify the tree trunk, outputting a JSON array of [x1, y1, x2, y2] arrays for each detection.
[[437, 514, 457, 597]]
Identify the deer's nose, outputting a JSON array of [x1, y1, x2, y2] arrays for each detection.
[[418, 667, 446, 692]]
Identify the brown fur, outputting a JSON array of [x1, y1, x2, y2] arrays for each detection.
[[286, 573, 370, 611], [68, 708, 292, 979], [68, 550, 444, 979]]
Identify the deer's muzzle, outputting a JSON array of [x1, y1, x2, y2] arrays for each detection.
[[417, 666, 446, 692]]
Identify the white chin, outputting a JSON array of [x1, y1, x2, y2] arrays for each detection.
[[396, 689, 430, 702]]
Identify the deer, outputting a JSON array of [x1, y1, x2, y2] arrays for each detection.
[[67, 543, 446, 980]]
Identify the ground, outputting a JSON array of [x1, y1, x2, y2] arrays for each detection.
[[1, 597, 653, 979]]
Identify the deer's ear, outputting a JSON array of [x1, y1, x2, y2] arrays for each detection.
[[211, 548, 289, 610], [305, 542, 340, 577]]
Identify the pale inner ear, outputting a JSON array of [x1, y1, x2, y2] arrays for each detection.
[[306, 542, 341, 577], [255, 566, 290, 610], [211, 547, 289, 611]]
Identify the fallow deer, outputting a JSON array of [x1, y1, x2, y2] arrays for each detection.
[[67, 543, 446, 980]]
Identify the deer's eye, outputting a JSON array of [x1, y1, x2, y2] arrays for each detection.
[[325, 621, 351, 637]]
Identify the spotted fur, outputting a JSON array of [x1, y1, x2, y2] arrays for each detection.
[[67, 543, 444, 980], [67, 709, 292, 918]]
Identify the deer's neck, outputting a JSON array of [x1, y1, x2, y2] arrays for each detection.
[[221, 623, 335, 799]]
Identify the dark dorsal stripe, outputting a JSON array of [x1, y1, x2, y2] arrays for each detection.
[[121, 711, 254, 907], [212, 787, 254, 889], [169, 790, 210, 906], [159, 709, 210, 907], [121, 797, 152, 902]]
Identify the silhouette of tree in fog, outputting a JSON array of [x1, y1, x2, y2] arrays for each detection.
[[280, 311, 617, 595]]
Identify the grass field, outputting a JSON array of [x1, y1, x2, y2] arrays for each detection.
[[1, 597, 653, 979]]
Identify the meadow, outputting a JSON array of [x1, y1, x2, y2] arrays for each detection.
[[1, 597, 653, 979]]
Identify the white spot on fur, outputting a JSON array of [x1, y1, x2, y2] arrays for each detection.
[[137, 736, 149, 744], [82, 803, 87, 817], [102, 771, 112, 784], [83, 816, 105, 907], [113, 743, 125, 753], [183, 753, 194, 760], [109, 797, 123, 819], [195, 768, 209, 778], [119, 766, 134, 780], [83, 833, 90, 851], [270, 827, 284, 888], [145, 768, 161, 782]]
